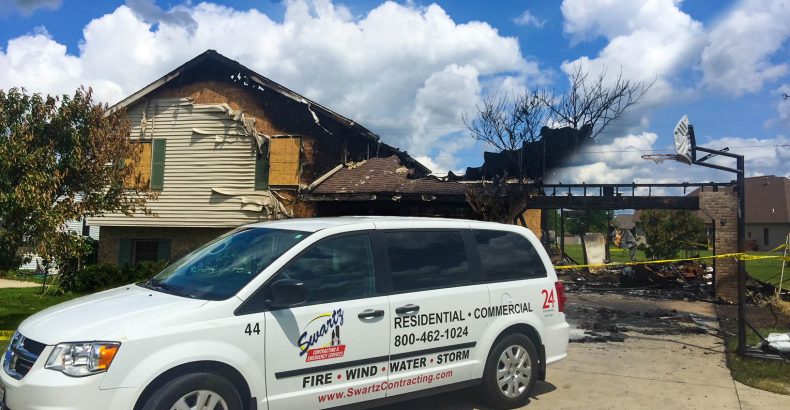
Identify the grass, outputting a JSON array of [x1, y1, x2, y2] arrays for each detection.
[[558, 244, 789, 290], [725, 324, 790, 395], [0, 288, 80, 350]]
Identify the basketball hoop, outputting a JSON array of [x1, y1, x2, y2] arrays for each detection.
[[641, 153, 682, 164]]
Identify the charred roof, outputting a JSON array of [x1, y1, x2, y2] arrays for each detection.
[[109, 49, 429, 174]]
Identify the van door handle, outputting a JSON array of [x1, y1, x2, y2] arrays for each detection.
[[395, 304, 420, 315], [358, 309, 385, 319]]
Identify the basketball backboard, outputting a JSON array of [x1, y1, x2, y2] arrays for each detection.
[[673, 115, 695, 165]]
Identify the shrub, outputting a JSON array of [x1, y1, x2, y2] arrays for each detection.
[[56, 261, 167, 294]]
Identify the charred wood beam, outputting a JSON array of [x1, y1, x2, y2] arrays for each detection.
[[524, 195, 699, 210], [302, 193, 468, 203]]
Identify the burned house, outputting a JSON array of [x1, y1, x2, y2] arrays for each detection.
[[304, 156, 473, 218], [449, 125, 593, 182], [91, 50, 425, 265]]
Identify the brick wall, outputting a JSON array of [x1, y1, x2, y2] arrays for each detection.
[[98, 226, 231, 265], [699, 190, 739, 302]]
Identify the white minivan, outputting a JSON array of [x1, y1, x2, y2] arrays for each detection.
[[1, 217, 568, 410]]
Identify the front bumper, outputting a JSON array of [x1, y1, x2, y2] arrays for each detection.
[[0, 346, 137, 410]]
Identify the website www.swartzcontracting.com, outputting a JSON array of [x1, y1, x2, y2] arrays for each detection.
[[317, 370, 454, 403]]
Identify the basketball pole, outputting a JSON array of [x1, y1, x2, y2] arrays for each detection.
[[691, 133, 747, 356]]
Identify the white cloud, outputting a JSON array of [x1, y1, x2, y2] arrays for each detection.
[[414, 155, 440, 174], [545, 131, 790, 184], [0, 0, 541, 170], [701, 0, 790, 96], [560, 0, 705, 104], [699, 135, 790, 178], [513, 10, 545, 28], [0, 28, 81, 96]]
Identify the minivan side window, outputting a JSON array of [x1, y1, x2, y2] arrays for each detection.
[[385, 230, 470, 292], [474, 230, 547, 281], [274, 234, 375, 304]]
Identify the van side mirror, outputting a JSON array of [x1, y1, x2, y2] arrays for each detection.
[[268, 279, 307, 308]]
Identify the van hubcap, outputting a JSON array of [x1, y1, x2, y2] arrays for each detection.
[[496, 345, 531, 398], [172, 389, 228, 410]]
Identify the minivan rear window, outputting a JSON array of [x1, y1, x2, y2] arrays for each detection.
[[385, 230, 470, 292], [474, 230, 547, 281]]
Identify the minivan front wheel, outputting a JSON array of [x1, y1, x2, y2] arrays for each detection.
[[141, 372, 243, 410], [481, 333, 538, 409]]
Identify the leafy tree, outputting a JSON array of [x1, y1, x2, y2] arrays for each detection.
[[639, 210, 707, 260], [565, 210, 613, 236], [0, 87, 155, 273]]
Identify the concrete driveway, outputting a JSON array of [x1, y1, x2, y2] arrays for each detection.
[[382, 293, 790, 409]]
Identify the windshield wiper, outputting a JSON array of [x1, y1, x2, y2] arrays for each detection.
[[139, 278, 186, 297]]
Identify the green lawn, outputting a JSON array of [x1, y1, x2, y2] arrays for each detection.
[[558, 244, 788, 290], [725, 325, 790, 395], [0, 288, 80, 349]]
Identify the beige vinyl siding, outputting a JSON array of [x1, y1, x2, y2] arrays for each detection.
[[92, 98, 272, 228]]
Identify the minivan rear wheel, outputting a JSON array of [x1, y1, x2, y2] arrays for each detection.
[[140, 372, 242, 410], [481, 333, 538, 409]]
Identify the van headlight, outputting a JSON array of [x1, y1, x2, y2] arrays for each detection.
[[45, 342, 120, 377]]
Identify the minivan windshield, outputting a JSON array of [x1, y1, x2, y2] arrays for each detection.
[[140, 228, 309, 300]]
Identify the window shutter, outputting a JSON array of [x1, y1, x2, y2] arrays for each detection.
[[118, 238, 132, 266], [151, 139, 166, 190], [157, 239, 171, 263], [255, 149, 269, 190]]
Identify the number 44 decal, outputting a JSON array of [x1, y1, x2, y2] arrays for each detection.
[[245, 323, 260, 335], [541, 289, 556, 309]]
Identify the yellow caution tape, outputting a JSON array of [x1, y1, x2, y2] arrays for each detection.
[[554, 252, 790, 270], [0, 330, 15, 341], [769, 243, 788, 252], [681, 241, 713, 249]]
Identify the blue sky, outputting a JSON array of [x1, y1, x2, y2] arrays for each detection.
[[1, 0, 788, 183]]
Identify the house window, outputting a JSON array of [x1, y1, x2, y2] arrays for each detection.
[[747, 231, 751, 238], [124, 139, 165, 190], [764, 228, 769, 246], [268, 137, 301, 186], [125, 142, 152, 188], [134, 240, 159, 264], [119, 238, 171, 266]]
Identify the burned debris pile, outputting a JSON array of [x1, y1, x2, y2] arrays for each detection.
[[558, 259, 715, 301]]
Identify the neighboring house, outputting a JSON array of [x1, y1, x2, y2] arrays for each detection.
[[19, 216, 100, 270], [744, 175, 790, 251], [91, 50, 425, 265], [613, 213, 646, 245], [690, 175, 790, 252]]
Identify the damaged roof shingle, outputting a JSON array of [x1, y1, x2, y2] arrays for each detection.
[[310, 156, 469, 196]]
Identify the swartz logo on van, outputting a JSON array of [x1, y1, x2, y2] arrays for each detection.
[[297, 308, 346, 362]]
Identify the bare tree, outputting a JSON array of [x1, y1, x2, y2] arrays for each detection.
[[536, 65, 652, 140], [462, 91, 547, 182], [462, 66, 651, 225]]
